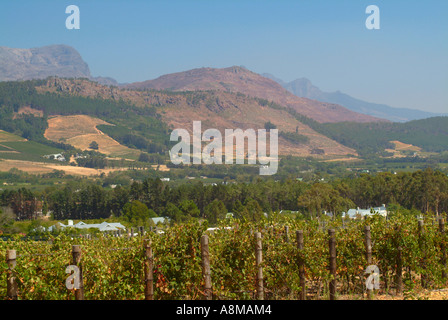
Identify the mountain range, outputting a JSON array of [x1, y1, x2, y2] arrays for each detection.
[[125, 66, 384, 123], [0, 44, 118, 86], [0, 44, 447, 174], [34, 76, 357, 158], [262, 74, 446, 122], [1, 44, 441, 123]]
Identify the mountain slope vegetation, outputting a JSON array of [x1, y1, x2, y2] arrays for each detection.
[[0, 78, 447, 168], [319, 117, 448, 156], [126, 66, 386, 123], [33, 77, 358, 158]]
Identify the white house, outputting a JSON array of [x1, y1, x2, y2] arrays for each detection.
[[44, 153, 66, 162], [342, 205, 388, 219], [73, 221, 126, 232], [206, 226, 232, 234], [48, 220, 126, 232], [151, 217, 169, 225]]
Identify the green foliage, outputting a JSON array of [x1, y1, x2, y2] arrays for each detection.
[[163, 202, 183, 222], [297, 182, 355, 218], [98, 123, 168, 156], [178, 200, 200, 219], [279, 131, 310, 145], [89, 141, 99, 150], [0, 207, 18, 234], [320, 117, 448, 155], [2, 168, 448, 225], [264, 121, 277, 130], [0, 140, 65, 162], [121, 200, 156, 227], [204, 199, 227, 225], [46, 183, 110, 220], [75, 152, 108, 169], [238, 198, 265, 222], [257, 97, 448, 156]]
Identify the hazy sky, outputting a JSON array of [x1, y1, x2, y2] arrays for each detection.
[[1, 0, 447, 113]]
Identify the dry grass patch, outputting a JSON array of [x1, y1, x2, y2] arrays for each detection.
[[384, 140, 422, 158], [13, 106, 44, 119], [0, 159, 129, 176], [390, 140, 422, 152], [45, 115, 139, 158]]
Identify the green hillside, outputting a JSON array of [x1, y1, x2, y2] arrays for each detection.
[[319, 117, 448, 156], [0, 79, 170, 160], [261, 99, 448, 157], [0, 79, 447, 163], [0, 130, 64, 162]]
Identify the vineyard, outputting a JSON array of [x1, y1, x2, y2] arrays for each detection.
[[1, 213, 447, 300]]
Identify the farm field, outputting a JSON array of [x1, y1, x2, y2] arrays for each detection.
[[0, 130, 63, 162], [0, 121, 143, 177], [0, 159, 128, 176], [44, 115, 141, 159], [0, 130, 26, 143], [0, 129, 150, 178]]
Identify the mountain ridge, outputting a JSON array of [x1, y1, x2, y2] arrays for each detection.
[[262, 73, 446, 122], [34, 77, 358, 158], [126, 66, 386, 124], [0, 44, 90, 81], [0, 44, 119, 86], [1, 44, 442, 123]]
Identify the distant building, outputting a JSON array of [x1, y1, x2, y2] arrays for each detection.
[[48, 220, 126, 232], [206, 226, 232, 234], [323, 211, 334, 218], [342, 205, 387, 219], [151, 217, 169, 225], [279, 210, 299, 214], [44, 153, 66, 161]]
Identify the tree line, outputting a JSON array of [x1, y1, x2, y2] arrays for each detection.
[[0, 168, 447, 230]]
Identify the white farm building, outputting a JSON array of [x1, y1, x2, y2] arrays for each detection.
[[48, 220, 126, 232], [342, 205, 388, 219]]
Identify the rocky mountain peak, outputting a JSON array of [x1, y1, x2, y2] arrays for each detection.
[[0, 44, 91, 81]]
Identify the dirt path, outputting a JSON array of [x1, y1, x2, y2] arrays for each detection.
[[339, 288, 448, 300]]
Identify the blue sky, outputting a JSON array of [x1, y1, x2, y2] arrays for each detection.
[[0, 0, 447, 113]]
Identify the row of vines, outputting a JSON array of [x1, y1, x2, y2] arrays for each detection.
[[1, 213, 447, 300]]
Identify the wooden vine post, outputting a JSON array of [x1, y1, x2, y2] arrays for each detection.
[[255, 232, 264, 300], [418, 220, 427, 288], [439, 218, 446, 280], [396, 246, 403, 296], [144, 239, 154, 300], [6, 250, 18, 300], [364, 225, 373, 264], [328, 229, 337, 300], [72, 245, 84, 300], [364, 225, 373, 299], [296, 230, 306, 300], [201, 234, 212, 300]]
